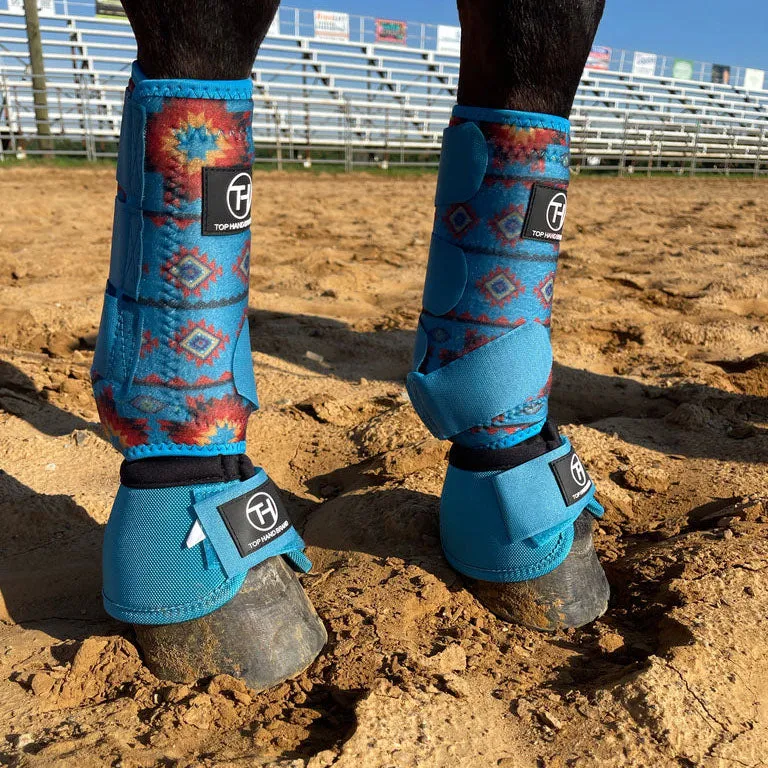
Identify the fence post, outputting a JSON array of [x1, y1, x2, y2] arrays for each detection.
[[10, 84, 21, 157], [273, 102, 283, 171], [23, 0, 53, 152], [56, 86, 64, 134], [302, 64, 311, 167], [400, 103, 405, 165], [384, 105, 390, 167], [755, 128, 764, 179], [82, 82, 95, 160], [1, 75, 18, 158], [618, 111, 629, 176], [657, 129, 663, 173], [287, 94, 294, 162], [0, 77, 5, 162], [647, 128, 655, 177], [689, 122, 700, 177], [343, 100, 352, 172]]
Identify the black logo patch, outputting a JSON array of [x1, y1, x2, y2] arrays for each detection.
[[550, 448, 592, 506], [216, 477, 291, 557], [202, 166, 252, 236], [522, 184, 568, 243]]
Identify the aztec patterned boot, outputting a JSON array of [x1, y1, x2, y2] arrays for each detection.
[[91, 64, 326, 688], [408, 106, 609, 630]]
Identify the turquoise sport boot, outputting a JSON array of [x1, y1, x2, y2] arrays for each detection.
[[93, 64, 325, 687]]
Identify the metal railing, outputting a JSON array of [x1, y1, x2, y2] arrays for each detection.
[[4, 0, 768, 88]]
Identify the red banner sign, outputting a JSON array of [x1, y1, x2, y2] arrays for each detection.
[[375, 19, 407, 45], [586, 46, 611, 70]]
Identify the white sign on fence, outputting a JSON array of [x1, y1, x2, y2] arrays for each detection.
[[436, 25, 461, 55], [744, 67, 765, 92], [313, 11, 350, 41], [8, 0, 55, 16], [632, 51, 657, 77]]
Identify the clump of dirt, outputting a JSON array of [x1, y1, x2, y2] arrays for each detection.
[[31, 637, 151, 709]]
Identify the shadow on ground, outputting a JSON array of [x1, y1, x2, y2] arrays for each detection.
[[248, 308, 768, 464], [0, 470, 109, 642], [0, 359, 97, 437]]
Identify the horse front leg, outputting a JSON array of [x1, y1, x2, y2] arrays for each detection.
[[407, 0, 609, 629], [92, 0, 326, 689]]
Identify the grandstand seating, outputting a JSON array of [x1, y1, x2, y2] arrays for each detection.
[[1, 7, 767, 172]]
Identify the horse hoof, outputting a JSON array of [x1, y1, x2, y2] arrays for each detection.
[[468, 511, 609, 631], [133, 556, 327, 691]]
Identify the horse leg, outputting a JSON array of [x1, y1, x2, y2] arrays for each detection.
[[92, 0, 325, 689], [456, 0, 603, 115], [122, 0, 276, 79], [407, 0, 608, 629]]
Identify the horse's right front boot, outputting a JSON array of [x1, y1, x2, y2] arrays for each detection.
[[91, 63, 326, 690]]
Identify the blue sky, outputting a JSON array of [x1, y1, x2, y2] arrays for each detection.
[[285, 0, 768, 71]]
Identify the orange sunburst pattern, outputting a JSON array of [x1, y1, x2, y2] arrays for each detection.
[[95, 385, 149, 449], [158, 394, 252, 446], [486, 124, 567, 172], [145, 98, 252, 201]]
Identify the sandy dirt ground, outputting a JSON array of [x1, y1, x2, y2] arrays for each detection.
[[0, 167, 766, 767]]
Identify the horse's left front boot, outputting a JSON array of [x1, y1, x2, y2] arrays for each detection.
[[408, 106, 609, 630]]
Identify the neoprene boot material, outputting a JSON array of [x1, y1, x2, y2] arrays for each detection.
[[407, 106, 608, 628], [93, 63, 326, 685]]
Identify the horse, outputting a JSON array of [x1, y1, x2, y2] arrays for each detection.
[[95, 0, 607, 691]]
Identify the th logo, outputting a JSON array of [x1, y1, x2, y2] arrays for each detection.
[[546, 192, 567, 233], [227, 172, 252, 220], [245, 491, 278, 532]]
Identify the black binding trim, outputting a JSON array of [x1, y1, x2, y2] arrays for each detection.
[[448, 419, 563, 472], [120, 454, 255, 489]]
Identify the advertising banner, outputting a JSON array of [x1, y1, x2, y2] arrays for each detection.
[[375, 18, 407, 45], [8, 0, 55, 16], [711, 64, 731, 84], [313, 11, 350, 41], [632, 51, 657, 77], [95, 0, 126, 17], [586, 45, 612, 70], [744, 67, 765, 91], [436, 25, 461, 55], [672, 59, 694, 80]]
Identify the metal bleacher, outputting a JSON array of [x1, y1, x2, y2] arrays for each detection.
[[2, 5, 768, 174]]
